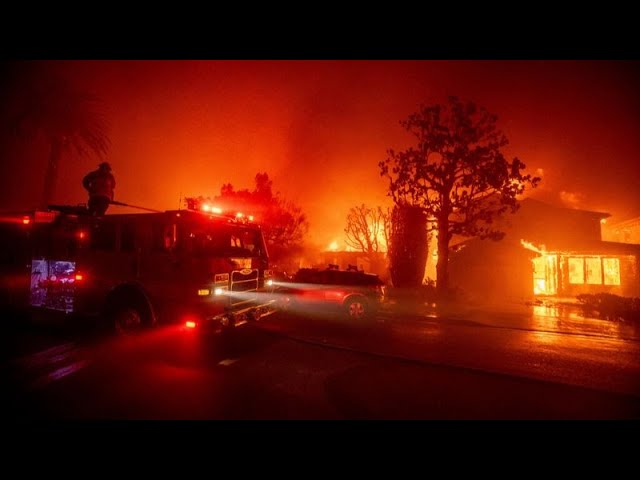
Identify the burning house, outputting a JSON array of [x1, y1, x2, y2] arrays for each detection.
[[448, 199, 640, 302]]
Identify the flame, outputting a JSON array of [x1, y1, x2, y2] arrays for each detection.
[[328, 241, 339, 252], [520, 239, 546, 254]]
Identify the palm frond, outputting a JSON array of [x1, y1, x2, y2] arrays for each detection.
[[4, 66, 111, 158]]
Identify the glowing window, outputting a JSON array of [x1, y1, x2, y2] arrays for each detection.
[[585, 257, 602, 285], [568, 257, 584, 284], [534, 278, 546, 295], [603, 258, 621, 285]]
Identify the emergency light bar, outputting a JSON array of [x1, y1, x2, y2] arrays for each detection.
[[201, 204, 223, 214], [192, 204, 255, 223]]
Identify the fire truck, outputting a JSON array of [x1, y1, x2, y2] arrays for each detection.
[[0, 204, 276, 334]]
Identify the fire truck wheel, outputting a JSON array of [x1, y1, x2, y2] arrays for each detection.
[[104, 286, 154, 335], [112, 305, 144, 335]]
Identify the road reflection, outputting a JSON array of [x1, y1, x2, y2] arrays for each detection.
[[530, 304, 632, 340]]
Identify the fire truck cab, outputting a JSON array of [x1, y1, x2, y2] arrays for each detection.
[[1, 207, 276, 333]]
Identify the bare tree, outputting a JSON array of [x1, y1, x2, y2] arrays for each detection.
[[344, 204, 390, 254], [343, 204, 392, 276]]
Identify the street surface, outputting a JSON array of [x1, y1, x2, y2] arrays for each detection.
[[2, 302, 639, 419]]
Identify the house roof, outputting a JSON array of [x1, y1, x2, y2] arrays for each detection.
[[454, 236, 640, 257], [522, 238, 640, 256], [520, 198, 611, 219]]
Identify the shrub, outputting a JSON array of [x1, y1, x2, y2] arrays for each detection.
[[576, 293, 640, 323]]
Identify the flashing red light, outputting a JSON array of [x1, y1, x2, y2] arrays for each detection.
[[185, 321, 197, 329], [74, 274, 84, 281], [22, 216, 31, 225]]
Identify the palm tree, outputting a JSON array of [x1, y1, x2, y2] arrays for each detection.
[[3, 62, 110, 208]]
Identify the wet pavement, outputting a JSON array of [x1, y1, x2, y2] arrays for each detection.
[[388, 299, 640, 341], [2, 302, 639, 419]]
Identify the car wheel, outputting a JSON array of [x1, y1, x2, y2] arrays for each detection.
[[345, 297, 368, 320]]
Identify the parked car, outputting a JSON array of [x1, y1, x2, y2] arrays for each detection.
[[278, 267, 386, 320]]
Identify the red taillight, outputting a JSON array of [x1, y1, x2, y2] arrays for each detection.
[[185, 321, 197, 329], [74, 274, 84, 281], [22, 216, 31, 225], [78, 230, 86, 240]]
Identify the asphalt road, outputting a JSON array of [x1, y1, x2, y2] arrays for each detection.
[[2, 305, 640, 419]]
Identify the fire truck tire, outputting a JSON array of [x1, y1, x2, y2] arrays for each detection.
[[111, 305, 144, 335], [104, 287, 154, 335]]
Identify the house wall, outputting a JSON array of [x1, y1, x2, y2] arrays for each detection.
[[501, 199, 604, 245], [449, 239, 533, 302]]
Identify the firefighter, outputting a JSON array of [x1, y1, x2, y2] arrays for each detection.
[[83, 162, 116, 216]]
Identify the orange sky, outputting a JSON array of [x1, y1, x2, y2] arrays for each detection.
[[1, 60, 639, 248]]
